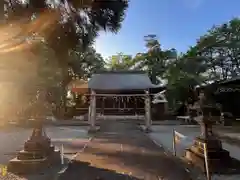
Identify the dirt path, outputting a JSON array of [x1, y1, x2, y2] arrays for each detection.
[[58, 120, 195, 180]]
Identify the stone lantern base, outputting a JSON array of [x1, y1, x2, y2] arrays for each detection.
[[8, 128, 60, 174], [185, 136, 230, 173], [143, 126, 152, 133], [88, 126, 100, 134]]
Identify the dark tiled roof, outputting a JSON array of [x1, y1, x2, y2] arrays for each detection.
[[88, 70, 160, 90]]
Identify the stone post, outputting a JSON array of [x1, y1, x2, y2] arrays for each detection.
[[145, 90, 152, 132]]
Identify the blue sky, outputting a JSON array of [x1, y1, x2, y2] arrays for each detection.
[[94, 0, 240, 59]]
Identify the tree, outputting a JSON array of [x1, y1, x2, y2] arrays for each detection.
[[106, 53, 135, 70], [196, 18, 240, 80], [69, 46, 105, 79], [134, 35, 177, 84], [164, 18, 240, 107], [165, 51, 207, 108], [0, 0, 129, 118], [4, 0, 128, 58]]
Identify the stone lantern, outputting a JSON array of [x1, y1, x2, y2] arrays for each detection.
[[185, 91, 231, 172], [8, 92, 60, 173]]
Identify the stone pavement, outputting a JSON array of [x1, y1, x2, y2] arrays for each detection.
[[146, 125, 240, 180], [58, 120, 199, 180], [215, 127, 240, 147]]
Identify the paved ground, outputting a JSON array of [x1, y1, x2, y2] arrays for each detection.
[[2, 121, 239, 179], [147, 125, 240, 180], [215, 127, 240, 147], [147, 125, 240, 160], [58, 120, 200, 180], [0, 126, 91, 165]]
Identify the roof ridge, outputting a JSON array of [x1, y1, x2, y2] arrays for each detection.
[[94, 70, 146, 74]]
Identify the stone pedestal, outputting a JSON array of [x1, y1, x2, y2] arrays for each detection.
[[143, 126, 152, 133], [88, 126, 100, 133], [185, 136, 230, 173], [8, 127, 60, 174]]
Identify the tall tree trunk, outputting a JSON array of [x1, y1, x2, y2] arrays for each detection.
[[0, 1, 6, 23]]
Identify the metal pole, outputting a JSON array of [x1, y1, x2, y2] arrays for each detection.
[[203, 142, 211, 180], [172, 129, 176, 156]]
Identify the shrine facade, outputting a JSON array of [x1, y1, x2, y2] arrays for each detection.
[[71, 70, 167, 132]]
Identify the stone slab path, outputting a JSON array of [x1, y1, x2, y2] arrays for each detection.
[[58, 120, 198, 180]]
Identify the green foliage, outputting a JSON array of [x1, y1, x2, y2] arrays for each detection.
[[196, 18, 240, 79], [106, 53, 135, 70], [133, 35, 177, 84], [0, 0, 129, 119], [1, 1, 240, 115], [166, 17, 240, 107], [69, 46, 105, 79], [4, 0, 128, 55], [103, 18, 240, 108]]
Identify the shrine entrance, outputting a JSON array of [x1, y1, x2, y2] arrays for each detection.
[[72, 70, 161, 132], [95, 92, 145, 116], [88, 90, 152, 132]]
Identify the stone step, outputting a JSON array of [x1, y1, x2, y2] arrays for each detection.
[[17, 150, 46, 160], [8, 150, 61, 174], [190, 145, 230, 159], [24, 141, 53, 152], [185, 149, 223, 172], [20, 147, 55, 160], [8, 157, 49, 174], [185, 148, 236, 174]]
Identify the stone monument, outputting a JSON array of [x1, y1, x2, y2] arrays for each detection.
[[185, 91, 231, 172], [8, 119, 60, 173]]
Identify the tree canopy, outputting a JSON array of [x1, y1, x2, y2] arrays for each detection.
[[0, 1, 239, 118], [104, 18, 240, 109], [0, 0, 129, 120]]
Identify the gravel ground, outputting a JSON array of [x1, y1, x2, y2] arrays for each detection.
[[58, 120, 200, 180]]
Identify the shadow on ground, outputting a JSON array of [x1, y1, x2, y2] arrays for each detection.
[[4, 162, 65, 180], [58, 161, 143, 180], [77, 145, 193, 180]]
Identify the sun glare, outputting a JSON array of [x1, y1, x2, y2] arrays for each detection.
[[0, 10, 60, 123]]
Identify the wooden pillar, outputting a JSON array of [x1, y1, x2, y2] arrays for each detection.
[[145, 90, 152, 132], [164, 102, 168, 114], [89, 90, 97, 132], [88, 103, 91, 124]]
